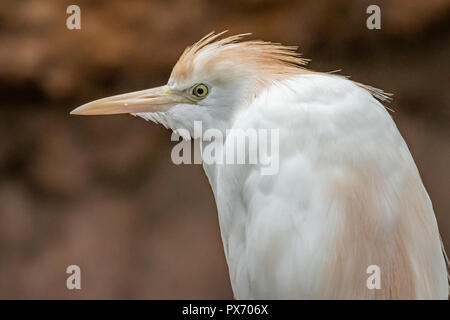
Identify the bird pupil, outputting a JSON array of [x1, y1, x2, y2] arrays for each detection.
[[197, 88, 204, 95]]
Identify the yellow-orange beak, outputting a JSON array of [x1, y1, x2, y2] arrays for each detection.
[[70, 85, 190, 115]]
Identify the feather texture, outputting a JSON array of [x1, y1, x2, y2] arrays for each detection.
[[204, 74, 448, 299], [170, 32, 392, 104]]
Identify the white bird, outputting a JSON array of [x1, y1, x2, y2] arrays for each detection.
[[71, 32, 448, 299]]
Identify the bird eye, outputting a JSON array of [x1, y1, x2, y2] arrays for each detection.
[[191, 84, 209, 98]]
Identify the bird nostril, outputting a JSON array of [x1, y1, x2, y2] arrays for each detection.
[[143, 95, 157, 99]]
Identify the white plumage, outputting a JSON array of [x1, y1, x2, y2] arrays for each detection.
[[71, 32, 448, 299], [210, 74, 447, 299]]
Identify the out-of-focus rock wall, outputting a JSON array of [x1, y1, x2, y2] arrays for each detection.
[[0, 0, 449, 298]]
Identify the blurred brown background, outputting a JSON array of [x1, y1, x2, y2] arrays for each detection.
[[0, 0, 449, 299]]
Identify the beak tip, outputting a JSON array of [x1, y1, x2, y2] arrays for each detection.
[[69, 108, 81, 115], [70, 105, 89, 115]]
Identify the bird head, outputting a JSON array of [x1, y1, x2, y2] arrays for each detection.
[[70, 31, 309, 137]]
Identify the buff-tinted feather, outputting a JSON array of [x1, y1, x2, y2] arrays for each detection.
[[170, 31, 311, 91], [171, 31, 392, 103]]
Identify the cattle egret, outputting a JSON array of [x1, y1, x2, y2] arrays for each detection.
[[71, 32, 449, 299]]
